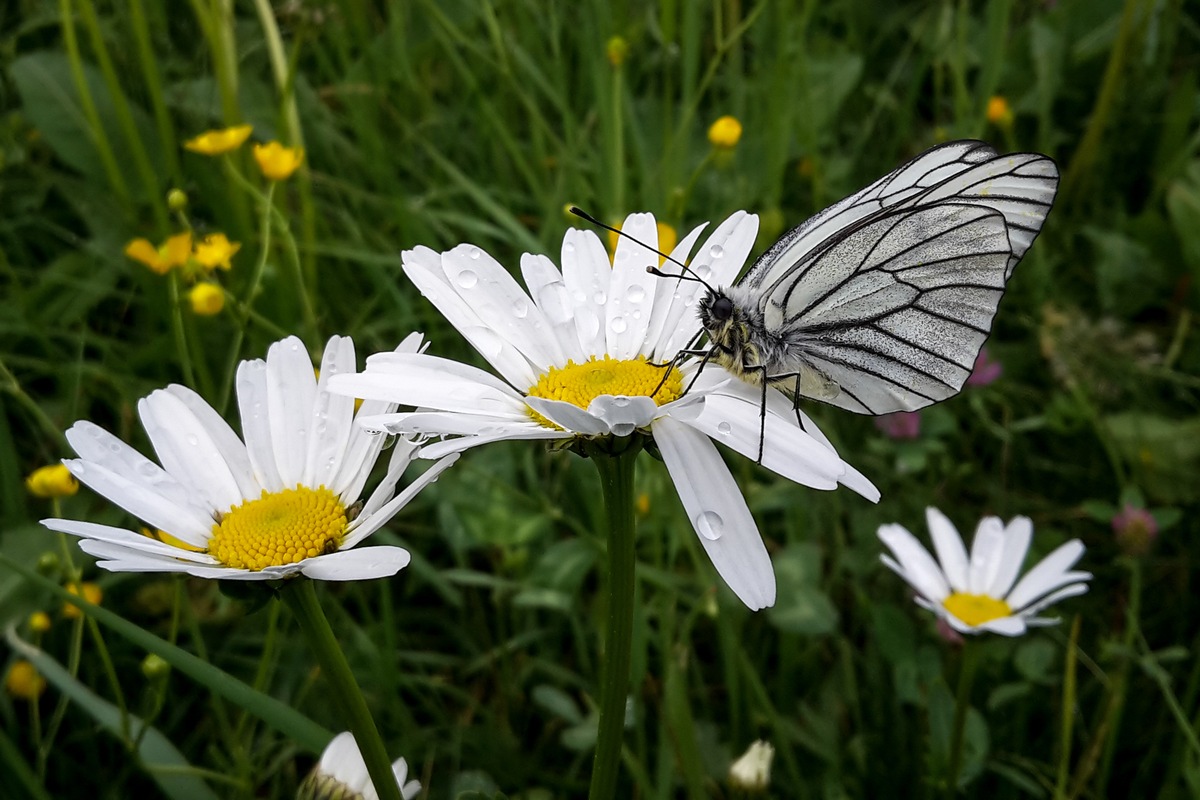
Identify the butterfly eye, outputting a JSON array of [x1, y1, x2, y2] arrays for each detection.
[[712, 296, 734, 321]]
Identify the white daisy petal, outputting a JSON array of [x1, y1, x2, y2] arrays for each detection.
[[357, 439, 421, 521], [645, 221, 708, 355], [973, 615, 1027, 636], [987, 515, 1033, 598], [587, 395, 660, 437], [330, 353, 528, 417], [877, 523, 951, 602], [1016, 582, 1090, 622], [360, 410, 524, 437], [266, 336, 319, 488], [407, 427, 564, 459], [1004, 539, 1088, 610], [521, 252, 584, 360], [561, 228, 611, 355], [62, 458, 213, 545], [607, 213, 659, 359], [343, 454, 460, 547], [299, 547, 412, 581], [653, 416, 775, 610], [334, 399, 395, 500], [524, 397, 609, 435], [163, 385, 260, 499], [966, 516, 1006, 595], [42, 519, 216, 563], [237, 359, 284, 493], [138, 390, 242, 512], [306, 335, 357, 488], [925, 507, 969, 593], [442, 244, 565, 370]]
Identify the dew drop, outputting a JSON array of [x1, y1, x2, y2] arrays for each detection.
[[593, 290, 607, 305], [610, 316, 628, 334], [512, 297, 530, 318], [456, 269, 479, 289], [563, 241, 576, 256], [613, 396, 630, 408], [185, 434, 199, 447], [136, 462, 158, 477], [468, 246, 481, 260], [709, 245, 724, 259], [626, 285, 646, 303], [73, 463, 86, 475], [695, 510, 724, 540], [717, 421, 732, 435]]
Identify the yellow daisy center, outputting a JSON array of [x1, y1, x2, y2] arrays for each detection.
[[525, 355, 683, 429], [942, 592, 1012, 627], [208, 486, 347, 571]]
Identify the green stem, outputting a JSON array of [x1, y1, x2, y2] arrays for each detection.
[[166, 271, 198, 389], [945, 641, 980, 798], [282, 579, 402, 800], [587, 442, 641, 800], [1095, 558, 1141, 794]]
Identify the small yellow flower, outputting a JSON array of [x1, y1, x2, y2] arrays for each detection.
[[183, 124, 253, 155], [63, 582, 103, 619], [25, 464, 78, 498], [606, 36, 629, 68], [125, 232, 193, 275], [253, 141, 305, 181], [986, 96, 1014, 128], [29, 611, 52, 633], [708, 115, 743, 149], [606, 221, 678, 266], [189, 283, 225, 316], [635, 492, 651, 516], [193, 233, 241, 271], [6, 661, 46, 701]]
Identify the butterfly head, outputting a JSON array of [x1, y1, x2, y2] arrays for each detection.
[[698, 288, 758, 377]]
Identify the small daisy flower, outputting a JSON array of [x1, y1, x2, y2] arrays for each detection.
[[42, 335, 457, 581], [299, 731, 420, 800], [729, 739, 774, 791], [878, 507, 1091, 636], [329, 213, 877, 609]]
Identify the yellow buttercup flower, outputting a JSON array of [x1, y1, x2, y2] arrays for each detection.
[[5, 661, 46, 701], [63, 582, 103, 619], [189, 283, 225, 316], [183, 125, 253, 155], [25, 464, 78, 498], [125, 232, 193, 275], [29, 611, 52, 633], [986, 96, 1014, 128], [193, 233, 240, 271], [253, 141, 305, 181], [708, 115, 743, 149]]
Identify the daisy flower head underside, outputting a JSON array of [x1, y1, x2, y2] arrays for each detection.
[[329, 213, 879, 610], [43, 335, 458, 581], [878, 507, 1092, 636]]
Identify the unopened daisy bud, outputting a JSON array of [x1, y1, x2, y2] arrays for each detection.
[[36, 552, 60, 576], [606, 35, 629, 68], [29, 611, 51, 633], [986, 95, 1014, 128], [189, 283, 225, 316], [183, 124, 253, 156], [25, 464, 78, 498], [62, 582, 102, 619], [253, 141, 304, 181], [729, 740, 773, 792], [167, 188, 189, 211], [708, 115, 743, 149], [141, 654, 170, 683], [1112, 504, 1158, 557], [298, 731, 421, 800], [5, 660, 46, 701]]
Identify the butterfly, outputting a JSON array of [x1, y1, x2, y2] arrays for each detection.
[[694, 140, 1059, 418]]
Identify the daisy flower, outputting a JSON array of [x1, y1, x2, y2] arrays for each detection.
[[299, 731, 420, 800], [329, 213, 878, 609], [42, 335, 457, 581], [878, 507, 1092, 636]]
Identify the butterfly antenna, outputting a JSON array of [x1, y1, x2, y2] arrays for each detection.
[[568, 206, 715, 292]]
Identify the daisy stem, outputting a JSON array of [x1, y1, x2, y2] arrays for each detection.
[[945, 641, 981, 798], [587, 441, 641, 800], [283, 579, 403, 800]]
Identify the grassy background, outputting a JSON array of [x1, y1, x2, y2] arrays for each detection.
[[1, 0, 1198, 797]]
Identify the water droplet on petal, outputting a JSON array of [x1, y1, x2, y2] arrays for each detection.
[[709, 245, 724, 259], [185, 434, 199, 447], [610, 316, 628, 334], [717, 421, 732, 435], [626, 285, 646, 303], [456, 269, 479, 289], [613, 396, 630, 408], [593, 290, 607, 305], [468, 247, 481, 260], [695, 510, 724, 540], [536, 281, 573, 324], [563, 242, 576, 256], [512, 297, 530, 318]]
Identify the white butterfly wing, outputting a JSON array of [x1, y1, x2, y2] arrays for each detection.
[[743, 140, 1058, 297], [762, 203, 1013, 414]]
